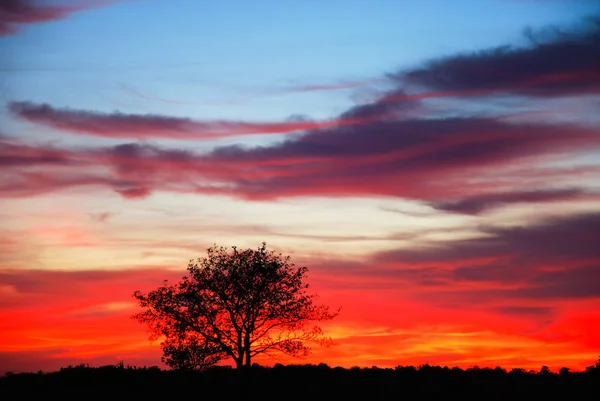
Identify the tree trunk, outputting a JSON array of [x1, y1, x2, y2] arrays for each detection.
[[244, 332, 251, 368], [236, 331, 244, 369], [244, 349, 251, 367]]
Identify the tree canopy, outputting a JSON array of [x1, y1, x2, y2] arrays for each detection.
[[133, 242, 338, 370]]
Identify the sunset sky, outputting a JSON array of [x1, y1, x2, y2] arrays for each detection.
[[1, 0, 600, 373]]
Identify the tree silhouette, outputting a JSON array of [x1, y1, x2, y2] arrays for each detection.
[[160, 331, 223, 371], [133, 242, 339, 369]]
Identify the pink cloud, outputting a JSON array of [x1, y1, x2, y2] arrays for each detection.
[[2, 110, 599, 205], [8, 101, 386, 140], [0, 0, 115, 36]]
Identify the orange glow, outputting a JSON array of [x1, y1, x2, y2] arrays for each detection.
[[1, 265, 597, 373]]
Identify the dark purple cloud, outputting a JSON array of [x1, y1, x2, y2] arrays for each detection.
[[398, 17, 600, 98], [378, 212, 600, 266], [204, 117, 598, 201], [516, 264, 600, 299], [372, 212, 600, 300], [309, 212, 600, 310]]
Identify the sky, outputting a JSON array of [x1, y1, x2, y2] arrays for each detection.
[[1, 0, 599, 373]]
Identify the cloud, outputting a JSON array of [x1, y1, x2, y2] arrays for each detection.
[[0, 266, 584, 373], [0, 267, 185, 372], [494, 306, 554, 317], [1, 110, 598, 204], [3, 17, 599, 207], [7, 101, 385, 140], [0, 137, 217, 198], [2, 15, 599, 375], [120, 84, 200, 105], [308, 211, 600, 302], [89, 212, 113, 223], [289, 78, 390, 93], [0, 134, 76, 167], [514, 264, 600, 299], [203, 117, 598, 201], [378, 212, 600, 265], [429, 188, 600, 215], [398, 17, 600, 98], [7, 17, 600, 143], [0, 268, 178, 308], [371, 212, 600, 301], [0, 0, 113, 36]]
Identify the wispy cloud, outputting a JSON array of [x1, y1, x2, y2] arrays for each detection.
[[120, 84, 210, 106], [7, 101, 387, 140], [1, 16, 598, 216], [89, 212, 113, 223], [2, 110, 598, 204], [316, 212, 600, 303], [429, 188, 600, 215], [289, 78, 390, 93]]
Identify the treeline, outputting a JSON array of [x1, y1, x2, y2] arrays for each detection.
[[1, 361, 599, 401]]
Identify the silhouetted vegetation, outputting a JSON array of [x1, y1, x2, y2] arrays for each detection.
[[2, 360, 599, 401], [133, 243, 338, 370]]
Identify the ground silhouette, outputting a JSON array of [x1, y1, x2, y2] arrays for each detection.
[[2, 360, 599, 401]]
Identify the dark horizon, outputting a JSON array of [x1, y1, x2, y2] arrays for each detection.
[[5, 357, 600, 376], [3, 361, 600, 401]]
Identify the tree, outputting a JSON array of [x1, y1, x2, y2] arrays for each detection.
[[160, 331, 224, 371], [559, 367, 570, 377], [586, 355, 600, 374], [133, 242, 339, 370]]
